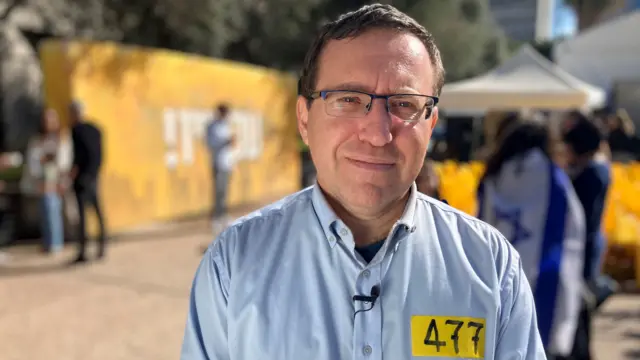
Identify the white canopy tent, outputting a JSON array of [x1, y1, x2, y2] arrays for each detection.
[[438, 45, 606, 111]]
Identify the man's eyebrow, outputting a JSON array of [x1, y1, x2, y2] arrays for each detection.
[[320, 82, 422, 95], [322, 82, 372, 92]]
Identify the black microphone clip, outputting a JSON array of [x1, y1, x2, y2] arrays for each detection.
[[353, 285, 380, 304], [353, 285, 381, 320]]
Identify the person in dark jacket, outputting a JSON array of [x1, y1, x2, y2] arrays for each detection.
[[70, 101, 106, 263], [562, 110, 612, 360]]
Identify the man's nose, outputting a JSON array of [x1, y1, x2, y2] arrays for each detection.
[[358, 100, 392, 147]]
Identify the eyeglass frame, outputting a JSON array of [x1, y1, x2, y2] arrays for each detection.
[[306, 89, 439, 121]]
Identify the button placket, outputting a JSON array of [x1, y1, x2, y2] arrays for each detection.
[[353, 262, 383, 360]]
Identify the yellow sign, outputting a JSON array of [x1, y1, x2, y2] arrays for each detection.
[[411, 315, 486, 358]]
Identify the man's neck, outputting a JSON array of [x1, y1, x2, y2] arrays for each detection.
[[322, 187, 410, 247]]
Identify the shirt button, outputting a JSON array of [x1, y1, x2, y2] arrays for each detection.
[[362, 345, 373, 356], [362, 270, 371, 278], [339, 228, 349, 237], [328, 235, 336, 243]]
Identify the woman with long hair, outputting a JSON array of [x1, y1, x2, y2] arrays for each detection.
[[477, 118, 586, 360]]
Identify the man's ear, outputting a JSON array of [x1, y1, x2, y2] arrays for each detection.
[[297, 96, 310, 145], [429, 107, 439, 132]]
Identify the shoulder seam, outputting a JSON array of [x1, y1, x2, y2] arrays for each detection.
[[417, 196, 504, 234], [417, 195, 514, 254], [224, 189, 313, 233]]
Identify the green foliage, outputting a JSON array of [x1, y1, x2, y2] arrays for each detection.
[[23, 0, 511, 93], [396, 0, 509, 81], [223, 0, 509, 82]]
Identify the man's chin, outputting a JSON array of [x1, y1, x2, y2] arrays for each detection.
[[341, 183, 403, 207]]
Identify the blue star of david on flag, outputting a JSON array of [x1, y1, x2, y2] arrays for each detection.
[[493, 207, 532, 246]]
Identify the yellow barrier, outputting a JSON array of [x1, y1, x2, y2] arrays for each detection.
[[39, 40, 300, 234]]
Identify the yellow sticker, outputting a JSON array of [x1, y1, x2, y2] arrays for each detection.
[[411, 315, 486, 358]]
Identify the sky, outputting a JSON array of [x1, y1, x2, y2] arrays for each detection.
[[552, 0, 577, 38]]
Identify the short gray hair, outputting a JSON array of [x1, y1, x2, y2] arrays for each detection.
[[299, 4, 445, 98]]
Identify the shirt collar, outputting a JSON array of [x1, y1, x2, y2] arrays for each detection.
[[310, 182, 419, 246], [397, 182, 418, 232], [311, 184, 340, 245]]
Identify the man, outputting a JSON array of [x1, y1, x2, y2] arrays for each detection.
[[70, 101, 106, 263], [205, 104, 235, 232], [563, 111, 612, 360], [182, 4, 545, 360]]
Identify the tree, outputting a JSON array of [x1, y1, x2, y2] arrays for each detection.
[[29, 0, 250, 57], [396, 0, 509, 82], [225, 0, 368, 69], [225, 0, 509, 83]]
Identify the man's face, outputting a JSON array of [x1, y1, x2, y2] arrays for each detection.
[[297, 29, 438, 215], [43, 110, 59, 132]]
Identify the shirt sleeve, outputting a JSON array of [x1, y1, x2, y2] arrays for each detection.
[[181, 241, 231, 360], [495, 256, 547, 360]]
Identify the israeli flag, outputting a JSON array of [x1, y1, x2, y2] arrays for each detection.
[[477, 149, 586, 356]]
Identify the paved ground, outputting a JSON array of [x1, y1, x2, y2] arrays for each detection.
[[0, 223, 639, 360]]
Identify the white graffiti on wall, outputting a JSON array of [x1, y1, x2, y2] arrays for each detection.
[[162, 108, 264, 169]]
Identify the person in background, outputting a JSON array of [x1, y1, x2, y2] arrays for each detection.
[[606, 109, 639, 162], [562, 110, 612, 360], [38, 109, 67, 254], [70, 101, 106, 264], [415, 157, 440, 198], [205, 104, 235, 233], [477, 119, 585, 360], [476, 112, 521, 162]]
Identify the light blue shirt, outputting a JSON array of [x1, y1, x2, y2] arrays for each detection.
[[181, 184, 546, 360]]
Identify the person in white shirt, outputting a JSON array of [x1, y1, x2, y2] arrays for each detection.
[[205, 104, 235, 232]]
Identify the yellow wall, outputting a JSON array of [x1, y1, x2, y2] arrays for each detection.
[[39, 40, 300, 233]]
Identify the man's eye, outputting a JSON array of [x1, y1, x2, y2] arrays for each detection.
[[338, 97, 361, 104]]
